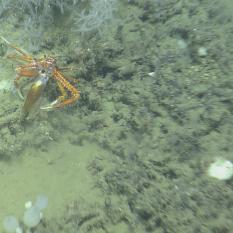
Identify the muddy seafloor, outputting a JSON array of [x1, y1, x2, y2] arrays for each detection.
[[0, 0, 233, 232]]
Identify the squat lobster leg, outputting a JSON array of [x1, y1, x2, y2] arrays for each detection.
[[40, 69, 80, 110], [14, 64, 39, 99]]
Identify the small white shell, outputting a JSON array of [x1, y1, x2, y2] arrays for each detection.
[[25, 201, 32, 209], [208, 158, 233, 180], [15, 226, 23, 233], [148, 72, 155, 77]]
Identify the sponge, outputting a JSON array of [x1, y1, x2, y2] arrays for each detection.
[[23, 206, 41, 228], [3, 216, 19, 233]]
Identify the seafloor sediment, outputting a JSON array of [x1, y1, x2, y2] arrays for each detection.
[[0, 0, 233, 232]]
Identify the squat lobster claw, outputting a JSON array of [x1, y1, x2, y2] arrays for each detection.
[[0, 36, 80, 116]]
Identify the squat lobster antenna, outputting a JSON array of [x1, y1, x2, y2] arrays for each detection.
[[0, 35, 11, 45], [0, 35, 29, 56]]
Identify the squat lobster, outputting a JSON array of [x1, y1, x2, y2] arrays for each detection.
[[1, 36, 80, 116]]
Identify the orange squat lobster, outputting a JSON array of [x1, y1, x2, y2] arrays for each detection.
[[0, 36, 80, 117]]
